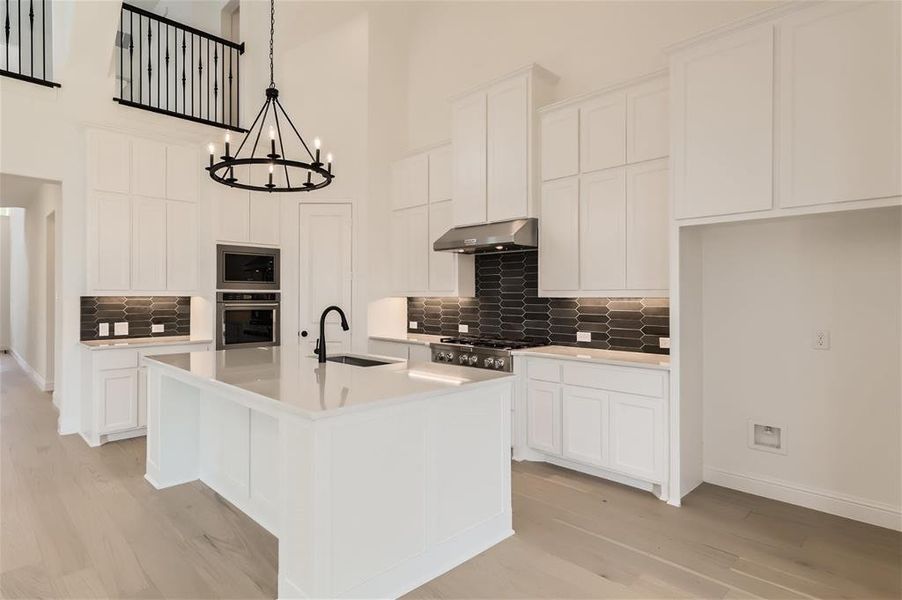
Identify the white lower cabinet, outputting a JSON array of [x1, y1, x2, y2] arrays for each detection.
[[83, 343, 210, 446], [521, 357, 668, 491]]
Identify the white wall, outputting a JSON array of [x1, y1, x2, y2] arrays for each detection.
[[403, 0, 779, 149], [0, 214, 11, 351], [699, 208, 902, 529], [4, 183, 60, 390]]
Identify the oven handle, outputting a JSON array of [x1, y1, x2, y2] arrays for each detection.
[[220, 303, 280, 308]]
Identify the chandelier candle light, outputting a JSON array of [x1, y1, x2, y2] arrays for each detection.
[[206, 0, 334, 192]]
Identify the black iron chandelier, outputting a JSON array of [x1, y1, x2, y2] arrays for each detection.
[[206, 0, 334, 192]]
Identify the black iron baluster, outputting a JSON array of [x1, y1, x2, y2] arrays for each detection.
[[236, 45, 240, 128], [213, 43, 218, 124], [156, 19, 160, 108], [165, 24, 169, 111], [5, 0, 10, 72], [190, 34, 194, 117], [228, 48, 233, 128], [206, 39, 209, 120], [41, 0, 44, 79], [181, 31, 186, 115], [28, 0, 32, 76], [147, 21, 152, 106], [138, 15, 142, 104], [17, 0, 21, 74], [128, 12, 133, 101], [198, 38, 203, 119], [119, 8, 123, 99]]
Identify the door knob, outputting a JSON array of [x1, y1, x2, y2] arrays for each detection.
[[301, 330, 309, 337]]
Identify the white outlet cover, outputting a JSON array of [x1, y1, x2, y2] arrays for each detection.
[[659, 337, 671, 349], [813, 330, 830, 350], [114, 322, 129, 336], [98, 323, 109, 337], [152, 323, 165, 333], [576, 331, 591, 342], [458, 324, 469, 333], [408, 321, 418, 330]]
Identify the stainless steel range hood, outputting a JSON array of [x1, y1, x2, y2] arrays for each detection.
[[433, 218, 538, 254]]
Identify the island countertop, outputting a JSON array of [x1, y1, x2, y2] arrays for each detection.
[[143, 346, 515, 420]]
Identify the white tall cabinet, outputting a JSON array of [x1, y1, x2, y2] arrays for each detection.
[[451, 65, 557, 226], [670, 0, 901, 221], [389, 143, 475, 297], [538, 72, 670, 297], [86, 129, 201, 293]]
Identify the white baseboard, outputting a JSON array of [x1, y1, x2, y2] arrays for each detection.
[[704, 466, 902, 532], [9, 349, 51, 392]]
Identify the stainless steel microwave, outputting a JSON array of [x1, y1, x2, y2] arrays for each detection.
[[217, 244, 280, 290]]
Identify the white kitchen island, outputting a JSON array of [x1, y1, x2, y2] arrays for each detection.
[[142, 346, 515, 599]]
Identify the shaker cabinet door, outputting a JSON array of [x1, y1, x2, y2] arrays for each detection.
[[539, 177, 580, 292], [452, 92, 488, 226], [527, 381, 562, 456]]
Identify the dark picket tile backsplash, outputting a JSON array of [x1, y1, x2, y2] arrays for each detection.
[[407, 251, 669, 354], [80, 296, 191, 340]]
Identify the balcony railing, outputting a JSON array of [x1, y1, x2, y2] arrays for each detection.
[[1, 0, 59, 87], [114, 3, 245, 132]]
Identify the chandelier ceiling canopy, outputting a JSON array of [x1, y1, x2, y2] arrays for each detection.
[[206, 0, 334, 193]]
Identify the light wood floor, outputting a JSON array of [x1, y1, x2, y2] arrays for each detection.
[[2, 355, 900, 599]]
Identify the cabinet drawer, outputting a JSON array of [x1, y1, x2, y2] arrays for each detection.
[[563, 363, 664, 398], [94, 349, 139, 370], [528, 358, 561, 383]]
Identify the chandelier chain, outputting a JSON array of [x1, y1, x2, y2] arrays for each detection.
[[269, 0, 275, 88]]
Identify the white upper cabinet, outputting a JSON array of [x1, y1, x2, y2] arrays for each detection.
[[451, 65, 557, 226], [580, 168, 626, 292], [166, 200, 198, 292], [486, 74, 529, 222], [778, 1, 901, 208], [88, 130, 130, 194], [580, 92, 626, 173], [626, 160, 669, 291], [672, 25, 774, 219], [451, 92, 488, 225], [131, 196, 167, 291], [92, 192, 132, 291], [538, 72, 669, 297], [626, 78, 669, 164], [131, 138, 168, 198], [390, 144, 475, 297], [166, 144, 198, 202], [540, 106, 579, 181]]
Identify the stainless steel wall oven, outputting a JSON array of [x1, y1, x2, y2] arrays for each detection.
[[216, 292, 281, 350]]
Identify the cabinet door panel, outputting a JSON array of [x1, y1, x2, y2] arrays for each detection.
[[98, 368, 139, 433], [626, 160, 669, 291], [93, 192, 132, 290], [487, 75, 529, 222], [609, 392, 663, 482], [132, 196, 167, 291], [627, 78, 669, 163], [580, 92, 626, 173], [132, 138, 167, 199], [541, 106, 579, 181], [249, 193, 281, 245], [390, 210, 409, 294], [216, 168, 250, 242], [562, 386, 609, 468], [452, 93, 487, 226], [406, 205, 429, 293], [166, 144, 198, 202], [539, 178, 580, 291], [580, 168, 626, 291], [88, 130, 130, 193], [527, 381, 562, 456], [673, 25, 774, 218], [429, 200, 455, 292], [428, 145, 453, 202], [166, 200, 198, 291], [779, 1, 901, 207]]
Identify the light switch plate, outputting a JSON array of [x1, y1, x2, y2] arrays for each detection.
[[576, 331, 591, 342], [152, 324, 164, 333], [458, 324, 469, 333], [409, 321, 418, 330], [98, 323, 109, 337], [114, 322, 129, 336]]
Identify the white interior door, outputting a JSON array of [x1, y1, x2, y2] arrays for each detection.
[[298, 203, 353, 356]]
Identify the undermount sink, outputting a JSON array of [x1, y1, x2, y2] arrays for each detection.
[[326, 355, 394, 367]]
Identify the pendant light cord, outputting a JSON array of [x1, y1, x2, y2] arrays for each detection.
[[269, 0, 275, 88]]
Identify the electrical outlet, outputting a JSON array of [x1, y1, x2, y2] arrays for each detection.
[[659, 337, 671, 349], [114, 322, 129, 336], [576, 331, 591, 342], [98, 323, 109, 337], [408, 321, 418, 330], [813, 330, 830, 350], [152, 324, 165, 333], [458, 324, 469, 333]]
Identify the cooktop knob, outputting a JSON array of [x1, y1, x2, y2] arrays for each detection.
[[468, 355, 479, 366], [494, 358, 505, 369], [459, 354, 469, 364]]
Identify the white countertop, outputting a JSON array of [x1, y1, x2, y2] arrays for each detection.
[[369, 333, 444, 346], [144, 346, 515, 419], [512, 345, 671, 370], [80, 335, 213, 351]]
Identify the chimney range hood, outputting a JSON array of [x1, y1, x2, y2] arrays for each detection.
[[433, 218, 538, 254]]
